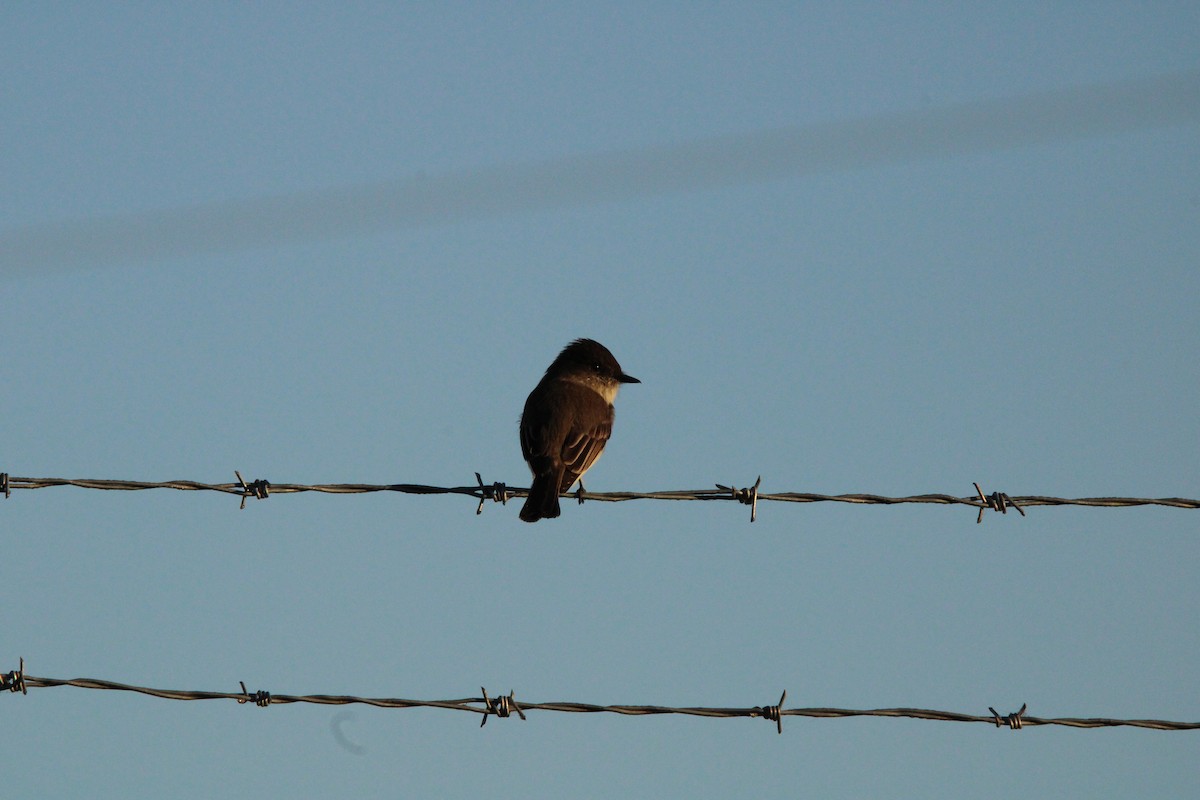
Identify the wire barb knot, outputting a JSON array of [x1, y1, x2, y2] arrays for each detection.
[[235, 471, 271, 510], [1, 473, 9, 499], [752, 690, 787, 734], [238, 681, 271, 707], [716, 476, 762, 522], [1, 658, 26, 695], [989, 703, 1027, 729], [474, 472, 510, 515], [480, 687, 525, 727], [973, 482, 1025, 524]]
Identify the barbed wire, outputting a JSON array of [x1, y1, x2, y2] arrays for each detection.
[[1, 472, 1196, 521], [2, 661, 1194, 732]]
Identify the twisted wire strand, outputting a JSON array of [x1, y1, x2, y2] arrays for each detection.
[[3, 475, 1197, 511], [9, 673, 1198, 731]]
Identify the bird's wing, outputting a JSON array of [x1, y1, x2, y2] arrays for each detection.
[[559, 398, 613, 491]]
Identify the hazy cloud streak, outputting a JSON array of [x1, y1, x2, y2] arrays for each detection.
[[3, 71, 1197, 273]]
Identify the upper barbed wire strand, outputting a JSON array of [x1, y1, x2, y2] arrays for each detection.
[[2, 474, 1196, 513]]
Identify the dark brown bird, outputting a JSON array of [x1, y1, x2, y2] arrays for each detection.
[[519, 339, 639, 522]]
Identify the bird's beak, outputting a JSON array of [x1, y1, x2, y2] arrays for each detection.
[[618, 373, 640, 384]]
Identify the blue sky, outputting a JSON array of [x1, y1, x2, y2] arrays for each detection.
[[3, 4, 1198, 798]]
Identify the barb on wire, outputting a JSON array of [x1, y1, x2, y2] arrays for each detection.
[[1, 657, 26, 694], [480, 687, 525, 727], [474, 472, 509, 515], [235, 471, 270, 510], [238, 680, 271, 707], [3, 474, 1198, 519], [7, 668, 1199, 732], [1, 473, 9, 500], [974, 483, 1025, 524], [752, 689, 787, 734], [990, 703, 1028, 730], [716, 476, 762, 522]]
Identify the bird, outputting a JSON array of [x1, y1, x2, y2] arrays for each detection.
[[519, 338, 639, 522]]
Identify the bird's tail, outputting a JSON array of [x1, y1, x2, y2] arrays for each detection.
[[520, 472, 562, 522]]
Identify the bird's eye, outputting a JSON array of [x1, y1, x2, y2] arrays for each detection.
[[593, 363, 602, 372]]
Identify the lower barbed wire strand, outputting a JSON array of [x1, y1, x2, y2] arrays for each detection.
[[11, 674, 1199, 731]]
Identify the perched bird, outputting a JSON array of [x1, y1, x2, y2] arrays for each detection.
[[519, 338, 639, 522]]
